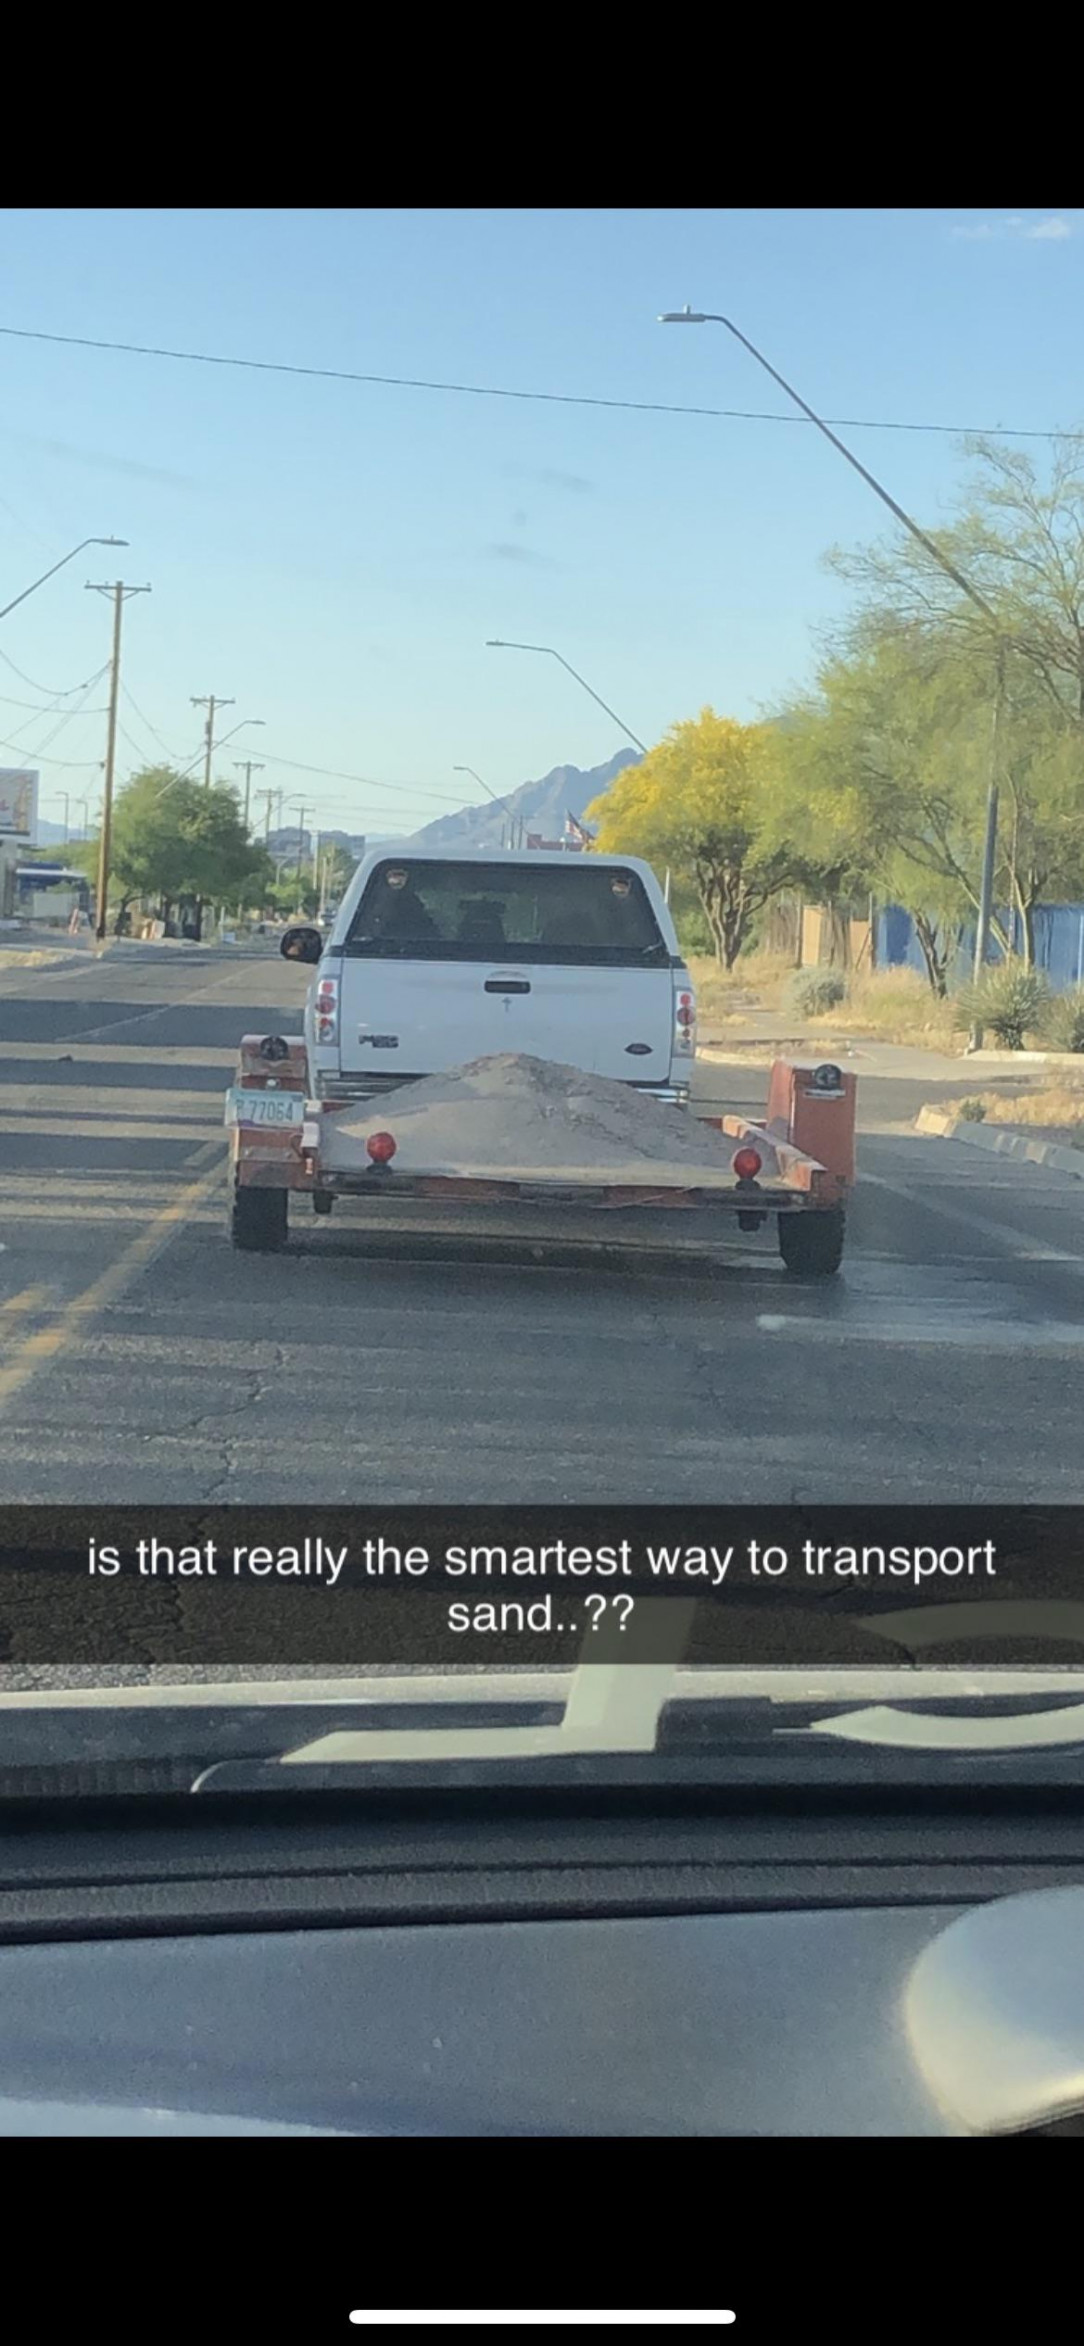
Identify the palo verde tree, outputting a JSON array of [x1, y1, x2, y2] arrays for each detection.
[[586, 709, 800, 967]]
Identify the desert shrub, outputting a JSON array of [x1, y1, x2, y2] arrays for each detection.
[[784, 968, 847, 1017], [1045, 987, 1084, 1054]]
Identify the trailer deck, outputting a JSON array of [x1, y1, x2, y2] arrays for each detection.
[[224, 1036, 856, 1275]]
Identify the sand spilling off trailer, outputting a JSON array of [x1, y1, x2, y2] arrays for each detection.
[[335, 1053, 775, 1186]]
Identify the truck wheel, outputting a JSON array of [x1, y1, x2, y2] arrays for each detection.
[[230, 1182, 288, 1252], [778, 1206, 845, 1278]]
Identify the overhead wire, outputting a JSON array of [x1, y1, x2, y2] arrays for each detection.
[[0, 321, 1077, 444]]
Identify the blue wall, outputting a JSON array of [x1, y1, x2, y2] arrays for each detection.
[[876, 903, 1084, 990]]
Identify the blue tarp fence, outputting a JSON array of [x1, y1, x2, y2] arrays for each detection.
[[875, 903, 1084, 991]]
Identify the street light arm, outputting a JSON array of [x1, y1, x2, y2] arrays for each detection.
[[671, 314, 996, 624], [486, 641, 649, 755], [0, 537, 127, 624]]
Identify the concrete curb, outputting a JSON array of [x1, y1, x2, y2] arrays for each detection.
[[916, 1105, 1084, 1181], [963, 1049, 1084, 1070]]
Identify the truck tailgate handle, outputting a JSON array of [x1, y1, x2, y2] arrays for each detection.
[[484, 978, 531, 994]]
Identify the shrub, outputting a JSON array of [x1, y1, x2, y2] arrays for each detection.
[[955, 963, 1051, 1050], [784, 967, 847, 1017], [957, 1097, 987, 1122], [1046, 987, 1084, 1054]]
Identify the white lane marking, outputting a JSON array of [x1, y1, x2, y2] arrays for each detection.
[[755, 1311, 1084, 1351], [861, 1169, 1083, 1264]]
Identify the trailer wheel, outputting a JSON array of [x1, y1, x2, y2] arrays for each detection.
[[778, 1206, 844, 1278], [230, 1182, 288, 1252]]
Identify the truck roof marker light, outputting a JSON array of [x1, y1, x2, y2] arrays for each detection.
[[733, 1145, 763, 1181], [366, 1132, 397, 1164]]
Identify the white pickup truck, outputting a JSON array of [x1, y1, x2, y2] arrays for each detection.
[[232, 846, 854, 1273], [281, 845, 696, 1106]]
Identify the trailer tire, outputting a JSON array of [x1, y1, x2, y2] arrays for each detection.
[[778, 1206, 844, 1278], [230, 1182, 288, 1252]]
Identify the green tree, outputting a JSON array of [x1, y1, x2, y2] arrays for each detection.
[[814, 435, 1084, 972], [77, 768, 272, 934], [780, 616, 1084, 987], [587, 709, 800, 967]]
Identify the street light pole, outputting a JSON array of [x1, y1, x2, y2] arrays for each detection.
[[453, 763, 499, 802], [191, 695, 236, 789], [452, 763, 523, 841], [287, 801, 312, 901], [660, 305, 1004, 1041], [234, 758, 265, 829], [485, 641, 649, 756], [1, 537, 127, 624], [86, 579, 151, 943]]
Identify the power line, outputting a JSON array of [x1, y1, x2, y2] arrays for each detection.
[[0, 664, 110, 756], [121, 683, 185, 762], [0, 321, 1078, 445], [0, 688, 107, 714], [0, 646, 107, 698], [0, 736, 100, 769], [257, 750, 472, 807]]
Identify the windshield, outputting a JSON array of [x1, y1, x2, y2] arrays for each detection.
[[344, 859, 668, 964], [1, 204, 1083, 1796]]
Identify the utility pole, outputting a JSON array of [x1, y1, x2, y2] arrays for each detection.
[[86, 578, 151, 942], [288, 802, 312, 901], [234, 758, 265, 830], [254, 786, 275, 840], [191, 695, 235, 789]]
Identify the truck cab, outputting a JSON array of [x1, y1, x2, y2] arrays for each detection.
[[282, 846, 696, 1106]]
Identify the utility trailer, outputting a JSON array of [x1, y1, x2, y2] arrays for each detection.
[[224, 1038, 856, 1277]]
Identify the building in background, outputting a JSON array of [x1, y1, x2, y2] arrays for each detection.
[[0, 770, 39, 919]]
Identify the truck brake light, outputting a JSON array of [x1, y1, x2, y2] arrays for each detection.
[[674, 986, 696, 1056], [314, 973, 339, 1047]]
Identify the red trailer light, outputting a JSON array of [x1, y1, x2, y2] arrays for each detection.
[[366, 1131, 397, 1164], [733, 1145, 763, 1180]]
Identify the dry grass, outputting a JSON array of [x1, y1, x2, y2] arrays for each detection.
[[947, 1080, 1084, 1149], [688, 955, 961, 1047], [807, 968, 958, 1048], [687, 951, 795, 1024]]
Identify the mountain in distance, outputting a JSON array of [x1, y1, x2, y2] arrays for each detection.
[[407, 747, 641, 851]]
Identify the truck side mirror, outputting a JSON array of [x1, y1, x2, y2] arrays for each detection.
[[280, 925, 323, 965]]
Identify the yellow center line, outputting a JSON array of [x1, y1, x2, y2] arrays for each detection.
[[0, 1153, 229, 1414], [0, 1285, 51, 1330]]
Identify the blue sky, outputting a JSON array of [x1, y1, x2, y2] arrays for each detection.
[[2, 206, 1081, 839]]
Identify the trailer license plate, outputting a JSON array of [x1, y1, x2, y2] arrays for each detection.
[[225, 1088, 306, 1128]]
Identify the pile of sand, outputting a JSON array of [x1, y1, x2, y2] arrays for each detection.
[[336, 1053, 773, 1186]]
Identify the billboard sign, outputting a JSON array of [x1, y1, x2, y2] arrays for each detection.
[[0, 770, 38, 841]]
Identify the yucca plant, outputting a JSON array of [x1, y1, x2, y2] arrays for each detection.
[[955, 962, 1051, 1051]]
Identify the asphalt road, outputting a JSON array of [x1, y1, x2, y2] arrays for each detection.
[[1, 938, 1083, 1515]]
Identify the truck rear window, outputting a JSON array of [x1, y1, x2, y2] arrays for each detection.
[[343, 861, 669, 966]]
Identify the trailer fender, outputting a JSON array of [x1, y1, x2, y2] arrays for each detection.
[[765, 1056, 856, 1201], [227, 1033, 315, 1191]]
